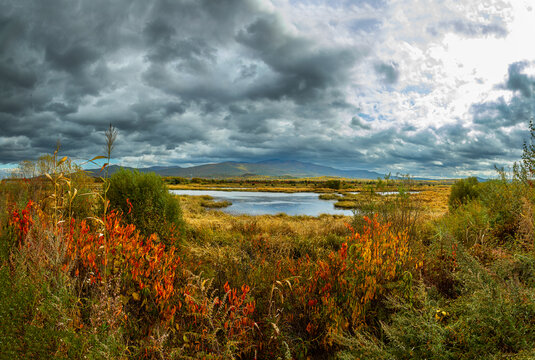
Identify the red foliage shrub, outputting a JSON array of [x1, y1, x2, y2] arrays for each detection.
[[291, 215, 420, 347]]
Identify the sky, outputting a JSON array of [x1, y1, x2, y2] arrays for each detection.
[[1, 0, 535, 178]]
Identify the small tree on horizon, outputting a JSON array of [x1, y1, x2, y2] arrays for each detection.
[[513, 118, 535, 185]]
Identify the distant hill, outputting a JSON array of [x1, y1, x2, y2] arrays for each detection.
[[87, 159, 389, 179]]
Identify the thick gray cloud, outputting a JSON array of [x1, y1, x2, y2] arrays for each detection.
[[0, 0, 363, 164], [374, 62, 399, 84], [428, 19, 508, 38], [504, 61, 534, 97], [473, 61, 535, 129], [351, 116, 371, 130], [0, 0, 531, 178], [236, 16, 360, 102]]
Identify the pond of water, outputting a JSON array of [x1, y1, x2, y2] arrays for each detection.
[[170, 190, 353, 216]]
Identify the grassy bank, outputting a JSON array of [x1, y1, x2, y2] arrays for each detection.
[[167, 177, 451, 194]]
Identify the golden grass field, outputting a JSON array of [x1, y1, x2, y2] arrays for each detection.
[[175, 182, 451, 237]]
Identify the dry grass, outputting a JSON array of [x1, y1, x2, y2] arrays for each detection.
[[168, 179, 453, 196], [176, 184, 451, 239], [183, 206, 350, 239], [334, 200, 358, 209], [413, 185, 450, 217], [168, 183, 319, 193]]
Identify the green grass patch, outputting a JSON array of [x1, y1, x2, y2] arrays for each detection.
[[200, 199, 232, 208], [334, 200, 358, 209], [318, 193, 342, 200]]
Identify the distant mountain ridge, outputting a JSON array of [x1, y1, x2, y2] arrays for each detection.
[[88, 159, 389, 179]]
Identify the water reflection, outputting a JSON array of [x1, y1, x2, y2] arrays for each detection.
[[170, 190, 353, 216]]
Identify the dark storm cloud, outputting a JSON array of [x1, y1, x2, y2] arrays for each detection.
[[0, 0, 438, 173], [350, 116, 371, 130], [472, 96, 532, 128], [143, 20, 217, 72], [374, 62, 399, 84], [0, 61, 38, 89], [0, 0, 142, 162], [504, 61, 534, 97], [472, 61, 535, 130], [0, 0, 264, 163], [235, 15, 361, 102]]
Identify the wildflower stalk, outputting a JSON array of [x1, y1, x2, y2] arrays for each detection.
[[103, 124, 117, 281]]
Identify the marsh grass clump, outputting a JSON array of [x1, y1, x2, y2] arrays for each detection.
[[333, 200, 358, 209], [201, 199, 232, 208], [199, 195, 232, 209], [318, 193, 342, 200]]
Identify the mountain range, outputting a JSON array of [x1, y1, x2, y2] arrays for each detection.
[[89, 159, 388, 179]]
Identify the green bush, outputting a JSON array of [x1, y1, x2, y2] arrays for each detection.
[[335, 285, 454, 360], [107, 169, 184, 246], [352, 181, 422, 240], [325, 179, 341, 190], [446, 176, 528, 245], [450, 250, 535, 358], [0, 258, 90, 359], [448, 177, 480, 210], [441, 201, 490, 248], [477, 179, 524, 243], [337, 248, 535, 360]]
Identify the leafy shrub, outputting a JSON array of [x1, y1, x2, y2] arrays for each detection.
[[165, 176, 188, 185], [169, 275, 257, 358], [1, 204, 129, 359], [514, 119, 535, 187], [64, 211, 184, 350], [441, 200, 490, 248], [450, 249, 535, 358], [338, 246, 535, 360], [7, 199, 254, 359], [352, 179, 423, 239], [477, 178, 524, 243], [107, 168, 184, 245], [292, 215, 420, 349], [325, 180, 341, 190], [422, 232, 460, 298], [446, 176, 527, 245], [335, 285, 454, 360], [448, 177, 480, 210]]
